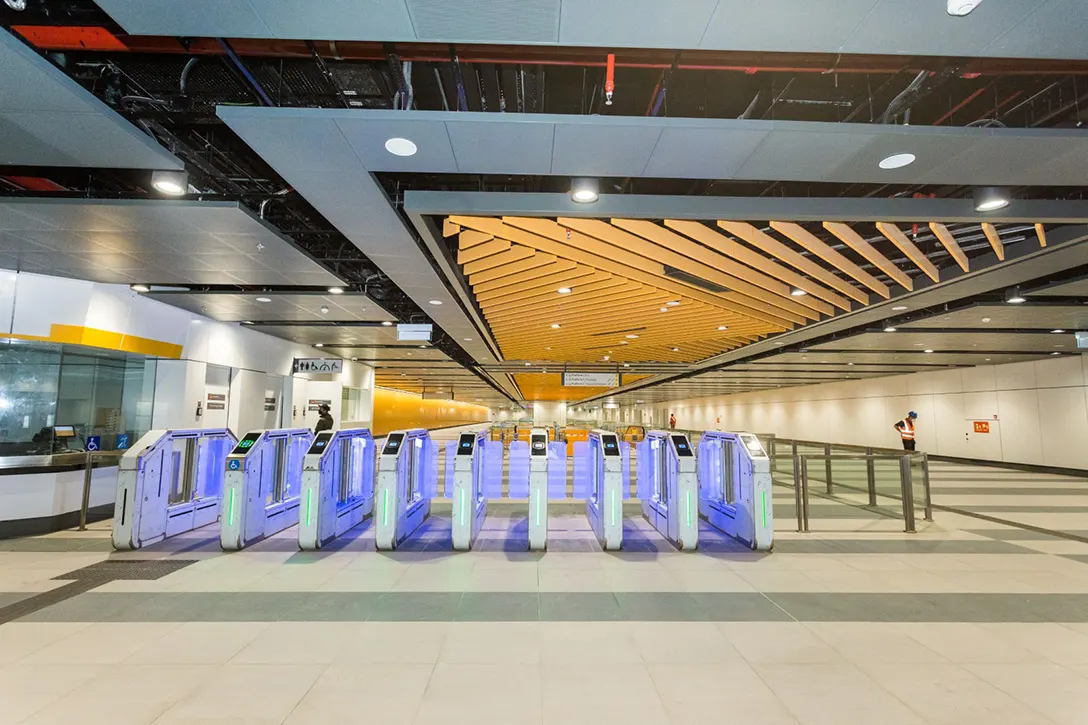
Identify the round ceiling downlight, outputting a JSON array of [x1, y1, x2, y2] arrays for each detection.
[[384, 137, 418, 156], [878, 153, 916, 170]]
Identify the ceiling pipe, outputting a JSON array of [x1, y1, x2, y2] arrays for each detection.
[[931, 84, 989, 125], [216, 38, 274, 106]]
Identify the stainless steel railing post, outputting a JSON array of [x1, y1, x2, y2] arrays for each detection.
[[899, 454, 916, 533], [79, 451, 94, 531], [800, 455, 811, 533], [866, 447, 877, 506], [824, 442, 833, 495], [921, 453, 933, 521], [793, 451, 803, 532]]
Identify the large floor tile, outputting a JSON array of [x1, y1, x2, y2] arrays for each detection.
[[542, 663, 670, 725], [754, 662, 925, 725], [125, 622, 270, 665], [440, 622, 541, 663], [22, 623, 180, 664], [0, 664, 104, 725], [539, 621, 642, 664], [150, 663, 327, 724], [720, 622, 845, 664], [282, 663, 432, 725], [649, 663, 800, 725], [967, 663, 1088, 725]]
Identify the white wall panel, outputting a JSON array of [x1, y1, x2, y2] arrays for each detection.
[[997, 389, 1045, 465], [995, 360, 1037, 390], [1035, 355, 1086, 389], [960, 365, 997, 393], [1037, 386, 1088, 469]]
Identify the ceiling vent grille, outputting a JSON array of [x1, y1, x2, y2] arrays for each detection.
[[663, 266, 730, 293], [406, 0, 560, 42]]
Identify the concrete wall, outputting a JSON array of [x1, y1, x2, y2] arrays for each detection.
[[653, 355, 1088, 470]]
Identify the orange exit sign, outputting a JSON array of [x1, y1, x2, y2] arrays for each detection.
[[973, 421, 990, 433]]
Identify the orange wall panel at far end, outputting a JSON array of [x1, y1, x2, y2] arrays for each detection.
[[372, 387, 489, 436]]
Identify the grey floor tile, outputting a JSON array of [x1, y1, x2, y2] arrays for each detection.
[[0, 592, 34, 608], [766, 593, 1088, 623], [691, 593, 794, 622], [966, 529, 1075, 541], [456, 593, 540, 621], [281, 592, 383, 621], [369, 592, 464, 621], [614, 592, 709, 621], [15, 591, 155, 622], [199, 592, 315, 622], [539, 592, 623, 621]]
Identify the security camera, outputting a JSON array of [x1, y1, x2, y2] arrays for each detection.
[[947, 0, 982, 16]]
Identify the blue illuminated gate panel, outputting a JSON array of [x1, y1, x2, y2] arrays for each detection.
[[507, 440, 530, 498], [483, 439, 504, 498], [423, 439, 439, 499], [636, 439, 653, 500], [444, 440, 456, 498], [547, 442, 567, 498], [621, 442, 632, 498], [572, 440, 590, 499]]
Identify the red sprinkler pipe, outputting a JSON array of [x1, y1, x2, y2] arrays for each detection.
[[605, 53, 616, 105]]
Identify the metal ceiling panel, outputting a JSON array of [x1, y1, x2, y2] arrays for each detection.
[[769, 350, 1045, 366], [558, 0, 719, 48], [1030, 278, 1088, 297], [256, 323, 422, 346], [145, 292, 393, 323], [0, 198, 340, 286], [900, 304, 1088, 330], [815, 330, 1068, 354], [0, 29, 182, 170], [93, 0, 1088, 60], [307, 111, 1088, 187]]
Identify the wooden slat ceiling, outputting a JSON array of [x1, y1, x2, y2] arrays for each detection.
[[445, 215, 1044, 402]]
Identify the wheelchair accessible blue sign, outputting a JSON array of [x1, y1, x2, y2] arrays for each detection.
[[228, 459, 241, 471], [85, 436, 101, 452]]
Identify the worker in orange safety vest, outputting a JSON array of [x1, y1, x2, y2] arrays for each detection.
[[893, 411, 918, 451]]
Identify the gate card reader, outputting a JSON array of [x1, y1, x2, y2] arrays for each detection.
[[220, 428, 312, 551], [697, 431, 773, 550], [112, 428, 235, 550], [528, 428, 549, 550], [452, 430, 489, 551], [586, 429, 623, 551], [375, 429, 435, 550], [637, 431, 698, 550], [298, 428, 376, 550]]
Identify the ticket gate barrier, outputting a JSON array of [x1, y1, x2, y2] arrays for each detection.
[[298, 428, 376, 550], [697, 431, 774, 550], [220, 428, 312, 551], [636, 431, 698, 550], [375, 429, 439, 550], [446, 430, 502, 550], [574, 430, 628, 550], [112, 428, 236, 550], [507, 428, 567, 550]]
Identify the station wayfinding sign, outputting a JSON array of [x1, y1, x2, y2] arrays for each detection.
[[562, 372, 619, 387], [293, 358, 343, 374]]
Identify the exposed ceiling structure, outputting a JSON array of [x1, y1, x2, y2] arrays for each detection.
[[2, 3, 1088, 409]]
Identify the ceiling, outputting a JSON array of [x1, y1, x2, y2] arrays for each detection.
[[93, 0, 1088, 60], [0, 28, 182, 170], [144, 291, 393, 324], [0, 198, 341, 286], [227, 110, 1088, 187]]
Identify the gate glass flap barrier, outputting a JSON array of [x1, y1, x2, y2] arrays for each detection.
[[698, 431, 774, 551], [451, 430, 498, 551], [508, 428, 567, 551], [220, 428, 312, 551], [637, 431, 698, 550], [112, 428, 236, 550], [375, 429, 438, 550], [577, 429, 625, 550], [298, 428, 376, 550]]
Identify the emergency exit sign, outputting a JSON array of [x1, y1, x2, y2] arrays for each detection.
[[973, 421, 990, 433]]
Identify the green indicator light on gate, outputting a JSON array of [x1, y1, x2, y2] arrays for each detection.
[[610, 489, 617, 527], [460, 488, 467, 527], [686, 490, 692, 527], [761, 490, 768, 528], [535, 494, 542, 528], [382, 489, 390, 527], [227, 489, 236, 526], [305, 488, 313, 527]]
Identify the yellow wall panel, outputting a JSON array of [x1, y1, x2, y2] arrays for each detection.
[[372, 387, 490, 436]]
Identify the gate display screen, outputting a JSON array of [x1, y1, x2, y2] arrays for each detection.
[[602, 435, 620, 456], [531, 434, 547, 455], [672, 435, 693, 456], [383, 433, 404, 455], [307, 431, 333, 455], [230, 432, 262, 455], [456, 433, 476, 456]]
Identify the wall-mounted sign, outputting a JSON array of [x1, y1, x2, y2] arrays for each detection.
[[973, 421, 990, 434], [397, 323, 433, 341], [206, 402, 225, 411], [307, 398, 332, 412], [207, 393, 226, 402], [264, 396, 277, 412], [116, 433, 130, 450], [562, 372, 619, 387], [293, 358, 343, 374]]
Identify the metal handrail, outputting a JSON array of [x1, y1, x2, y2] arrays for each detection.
[[79, 450, 125, 530]]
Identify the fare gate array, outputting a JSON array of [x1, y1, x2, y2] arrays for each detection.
[[298, 428, 376, 550]]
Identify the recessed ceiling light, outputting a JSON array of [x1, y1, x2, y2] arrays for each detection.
[[241, 320, 253, 325], [1052, 329, 1065, 334], [620, 341, 628, 345], [428, 299, 443, 306], [255, 296, 272, 303], [557, 287, 572, 295], [924, 349, 934, 353], [717, 325, 728, 331], [320, 306, 329, 314], [790, 287, 807, 297], [623, 363, 630, 367], [570, 177, 599, 203], [774, 342, 784, 346], [551, 323, 561, 329], [603, 355, 610, 361], [151, 169, 188, 195], [384, 137, 417, 156], [847, 362, 854, 366], [666, 300, 680, 307], [660, 307, 669, 313], [626, 334, 639, 339], [974, 186, 1010, 212], [419, 344, 427, 349], [879, 153, 915, 170], [463, 337, 472, 341], [525, 362, 532, 366], [545, 346, 552, 350], [1051, 351, 1062, 356], [327, 286, 344, 294], [884, 325, 897, 332], [1005, 287, 1026, 304], [947, 0, 983, 16], [130, 284, 150, 293], [892, 305, 908, 311], [381, 321, 393, 326], [314, 343, 324, 348], [351, 357, 358, 361], [671, 347, 680, 352]]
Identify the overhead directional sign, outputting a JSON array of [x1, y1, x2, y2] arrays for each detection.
[[562, 372, 619, 387], [293, 358, 343, 374], [397, 323, 433, 341]]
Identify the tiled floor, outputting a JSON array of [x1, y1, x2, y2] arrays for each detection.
[[3, 453, 1088, 724]]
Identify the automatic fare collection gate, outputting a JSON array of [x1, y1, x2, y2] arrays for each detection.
[[697, 431, 774, 550], [298, 428, 376, 550]]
